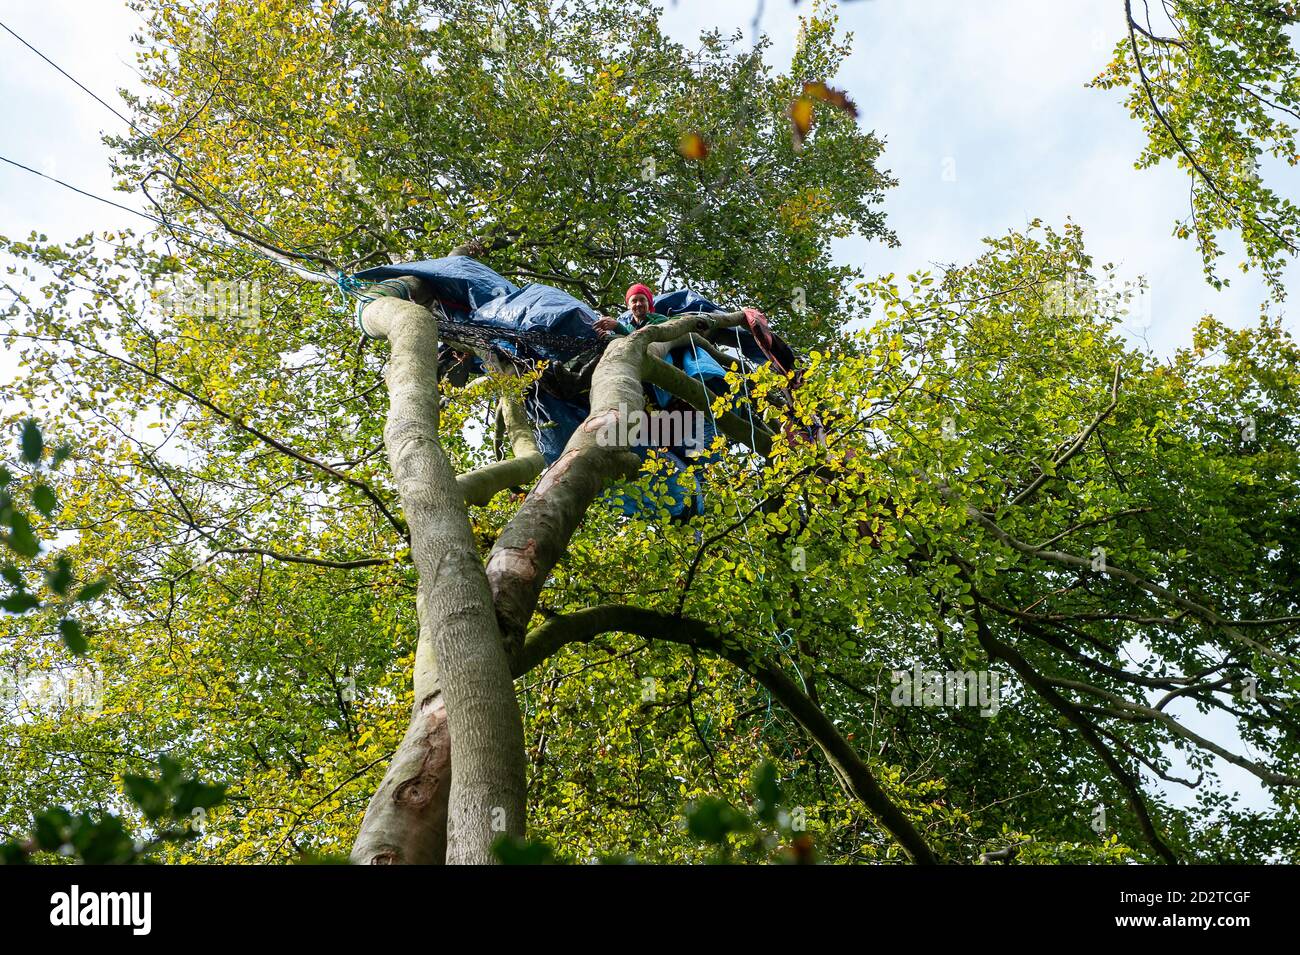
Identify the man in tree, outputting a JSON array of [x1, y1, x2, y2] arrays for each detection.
[[594, 283, 663, 338]]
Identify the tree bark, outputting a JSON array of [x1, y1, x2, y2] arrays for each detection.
[[351, 286, 526, 864], [353, 303, 798, 862], [486, 312, 755, 660], [457, 392, 545, 506]]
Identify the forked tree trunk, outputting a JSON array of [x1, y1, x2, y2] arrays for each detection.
[[349, 297, 938, 865]]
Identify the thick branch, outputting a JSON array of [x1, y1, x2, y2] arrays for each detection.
[[457, 364, 545, 506], [516, 604, 939, 865], [641, 355, 775, 457]]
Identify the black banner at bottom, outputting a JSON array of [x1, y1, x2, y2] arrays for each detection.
[[0, 863, 1281, 942]]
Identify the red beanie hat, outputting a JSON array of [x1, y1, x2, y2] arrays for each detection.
[[625, 283, 654, 310]]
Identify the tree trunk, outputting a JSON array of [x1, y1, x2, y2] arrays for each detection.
[[351, 290, 526, 864]]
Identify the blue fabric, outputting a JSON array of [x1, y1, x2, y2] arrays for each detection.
[[471, 283, 600, 343], [651, 343, 728, 408], [355, 256, 517, 320], [612, 448, 702, 518], [652, 288, 724, 316], [622, 288, 780, 378], [353, 267, 786, 521], [617, 289, 721, 325], [531, 395, 710, 516], [678, 343, 726, 380], [530, 392, 588, 465]]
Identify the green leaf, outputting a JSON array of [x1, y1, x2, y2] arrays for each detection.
[[31, 484, 57, 519], [173, 779, 227, 816], [0, 564, 23, 589], [157, 754, 184, 788], [58, 618, 87, 655], [0, 841, 29, 865], [32, 808, 70, 852], [685, 797, 749, 844], [491, 834, 555, 864], [19, 419, 43, 465], [74, 579, 109, 603], [4, 511, 39, 559], [123, 775, 169, 821], [46, 555, 73, 596], [752, 761, 781, 825], [1, 592, 39, 614], [72, 814, 135, 864]]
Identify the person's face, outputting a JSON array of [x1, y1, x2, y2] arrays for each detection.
[[629, 293, 650, 321]]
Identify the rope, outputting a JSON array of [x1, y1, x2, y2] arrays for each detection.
[[686, 336, 722, 516], [0, 153, 352, 296], [348, 276, 413, 337], [0, 150, 434, 342], [733, 328, 761, 454], [774, 628, 809, 695]]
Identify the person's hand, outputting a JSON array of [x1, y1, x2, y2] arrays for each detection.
[[593, 316, 618, 334]]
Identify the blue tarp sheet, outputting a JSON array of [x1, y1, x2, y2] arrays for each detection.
[[622, 288, 775, 371], [652, 344, 727, 408], [531, 392, 720, 517], [471, 283, 600, 344], [612, 448, 703, 518], [355, 255, 517, 321], [530, 392, 589, 464], [644, 288, 724, 316]]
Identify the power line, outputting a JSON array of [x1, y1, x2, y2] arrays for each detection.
[[0, 19, 149, 140], [1, 154, 177, 231], [0, 153, 338, 287], [0, 16, 340, 275]]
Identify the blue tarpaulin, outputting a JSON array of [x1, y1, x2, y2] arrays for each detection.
[[612, 447, 705, 518], [355, 256, 517, 321], [530, 392, 589, 464], [644, 288, 724, 316], [652, 343, 727, 408], [471, 283, 600, 347]]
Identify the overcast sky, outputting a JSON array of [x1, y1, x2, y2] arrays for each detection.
[[1, 0, 1292, 821]]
